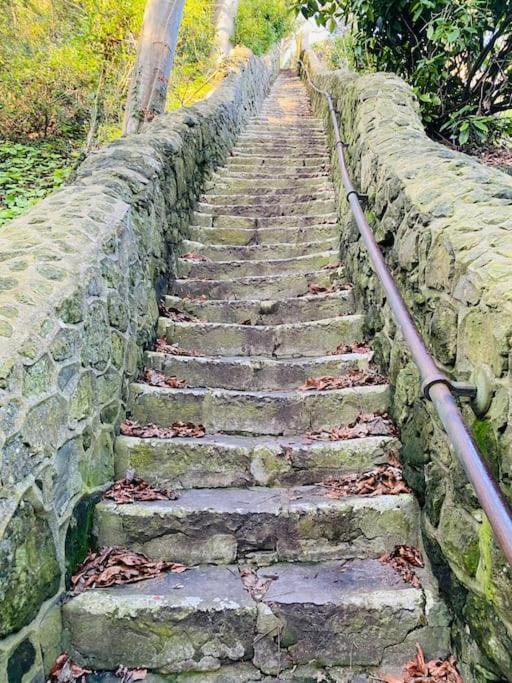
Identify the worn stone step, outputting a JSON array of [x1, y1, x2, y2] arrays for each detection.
[[225, 159, 329, 173], [230, 150, 329, 161], [95, 487, 419, 565], [176, 251, 338, 279], [146, 350, 369, 390], [158, 315, 363, 357], [188, 223, 338, 246], [63, 560, 448, 674], [207, 178, 331, 195], [200, 189, 334, 206], [179, 237, 339, 262], [163, 290, 353, 324], [115, 432, 399, 490], [217, 168, 329, 180], [128, 383, 390, 436], [195, 198, 335, 219], [233, 144, 328, 156]]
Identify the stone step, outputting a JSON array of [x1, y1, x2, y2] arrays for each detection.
[[127, 383, 390, 436], [63, 560, 448, 675], [179, 237, 339, 262], [193, 212, 337, 229], [114, 432, 400, 490], [217, 168, 330, 180], [225, 159, 329, 173], [230, 150, 329, 161], [188, 223, 338, 246], [95, 487, 419, 565], [195, 198, 335, 219], [176, 251, 338, 279], [163, 290, 353, 324], [207, 178, 332, 194], [158, 315, 363, 357], [233, 143, 328, 155], [200, 189, 335, 206], [146, 350, 369, 390]]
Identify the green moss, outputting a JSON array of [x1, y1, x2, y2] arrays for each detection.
[[472, 418, 500, 478], [477, 517, 496, 602]]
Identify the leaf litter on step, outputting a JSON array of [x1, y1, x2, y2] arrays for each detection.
[[104, 469, 178, 504], [320, 453, 410, 498], [300, 369, 386, 391], [70, 546, 187, 595], [154, 337, 204, 357], [306, 411, 398, 441], [380, 544, 424, 588], [239, 566, 277, 601], [120, 419, 206, 439], [143, 368, 187, 388], [328, 342, 372, 356], [382, 643, 463, 683]]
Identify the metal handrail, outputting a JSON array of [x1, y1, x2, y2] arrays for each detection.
[[299, 58, 512, 565]]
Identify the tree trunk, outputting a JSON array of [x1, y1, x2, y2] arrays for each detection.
[[214, 0, 239, 62], [123, 0, 185, 135]]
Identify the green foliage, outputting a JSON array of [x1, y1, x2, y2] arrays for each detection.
[[167, 0, 217, 110], [292, 0, 512, 147], [0, 140, 79, 225], [234, 0, 293, 56], [0, 0, 145, 142]]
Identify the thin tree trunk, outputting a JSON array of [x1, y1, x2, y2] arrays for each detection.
[[123, 0, 185, 135], [214, 0, 239, 62]]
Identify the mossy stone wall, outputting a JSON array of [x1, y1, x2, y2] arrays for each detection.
[[0, 47, 279, 682], [303, 49, 512, 682]]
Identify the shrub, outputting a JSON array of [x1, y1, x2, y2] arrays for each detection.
[[234, 0, 293, 56], [292, 0, 512, 147]]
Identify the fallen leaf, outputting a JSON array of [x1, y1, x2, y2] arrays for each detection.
[[182, 251, 209, 262], [320, 454, 410, 498], [159, 302, 199, 322], [240, 566, 276, 601], [380, 545, 424, 588], [47, 653, 91, 683], [302, 281, 350, 296], [328, 342, 372, 356], [154, 338, 203, 357], [143, 369, 187, 389], [120, 419, 206, 439], [115, 665, 148, 681], [70, 546, 187, 594], [322, 261, 343, 270], [383, 643, 464, 683], [104, 470, 178, 504], [306, 412, 398, 441], [300, 369, 386, 391]]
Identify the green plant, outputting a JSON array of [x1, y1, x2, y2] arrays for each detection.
[[0, 140, 80, 226], [234, 0, 293, 56], [292, 0, 512, 146]]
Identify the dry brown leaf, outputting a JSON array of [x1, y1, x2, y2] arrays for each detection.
[[182, 251, 209, 262], [380, 545, 424, 588], [321, 455, 410, 498], [154, 338, 204, 357], [328, 342, 372, 356], [322, 261, 343, 270], [104, 470, 178, 504], [303, 281, 350, 296], [120, 419, 206, 439], [384, 643, 464, 683], [70, 546, 187, 594], [306, 412, 398, 441], [47, 653, 91, 683], [300, 369, 386, 391], [240, 566, 276, 601], [159, 303, 199, 322], [143, 369, 187, 389], [115, 665, 148, 681]]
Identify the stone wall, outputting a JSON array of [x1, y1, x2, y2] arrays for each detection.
[[0, 47, 279, 682], [303, 50, 512, 682]]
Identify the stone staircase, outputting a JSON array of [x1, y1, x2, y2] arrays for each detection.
[[62, 72, 450, 681]]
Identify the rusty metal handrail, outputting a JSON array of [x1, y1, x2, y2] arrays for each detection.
[[299, 59, 512, 565]]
